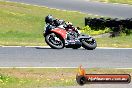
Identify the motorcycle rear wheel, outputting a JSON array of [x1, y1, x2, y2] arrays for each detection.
[[45, 33, 65, 49]]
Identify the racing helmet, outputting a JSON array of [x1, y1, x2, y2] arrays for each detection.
[[45, 15, 54, 24]]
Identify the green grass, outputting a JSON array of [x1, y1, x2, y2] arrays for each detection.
[[0, 1, 132, 47], [0, 68, 77, 88], [0, 68, 132, 87], [0, 1, 93, 46], [81, 26, 111, 35], [96, 34, 132, 48], [91, 0, 132, 5]]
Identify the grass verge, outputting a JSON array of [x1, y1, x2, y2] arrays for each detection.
[[0, 68, 132, 88], [91, 0, 132, 5], [0, 1, 91, 46], [0, 1, 132, 47], [96, 34, 132, 48]]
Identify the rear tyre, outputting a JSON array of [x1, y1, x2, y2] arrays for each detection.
[[45, 33, 65, 49], [81, 37, 97, 50]]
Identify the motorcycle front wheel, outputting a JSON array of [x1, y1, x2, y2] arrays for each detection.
[[81, 37, 97, 50], [45, 33, 65, 49]]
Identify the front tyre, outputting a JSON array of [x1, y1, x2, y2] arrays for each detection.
[[81, 37, 97, 50], [45, 33, 65, 49]]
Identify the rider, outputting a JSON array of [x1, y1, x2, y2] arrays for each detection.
[[45, 15, 65, 26], [45, 15, 80, 39], [45, 15, 55, 31]]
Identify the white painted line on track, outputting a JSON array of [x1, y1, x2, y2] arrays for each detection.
[[0, 67, 132, 70], [96, 47, 132, 49], [0, 67, 77, 68], [0, 46, 132, 49], [103, 2, 131, 6], [115, 68, 132, 69], [88, 0, 132, 6], [1, 46, 22, 47], [24, 46, 47, 48]]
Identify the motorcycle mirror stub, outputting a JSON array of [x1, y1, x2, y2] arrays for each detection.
[[76, 65, 131, 86]]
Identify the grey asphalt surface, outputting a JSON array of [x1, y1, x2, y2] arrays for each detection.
[[8, 0, 132, 18], [0, 47, 132, 68]]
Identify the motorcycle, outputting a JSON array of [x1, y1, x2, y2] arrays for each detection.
[[43, 23, 97, 50]]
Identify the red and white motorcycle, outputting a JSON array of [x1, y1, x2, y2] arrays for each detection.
[[43, 23, 97, 50]]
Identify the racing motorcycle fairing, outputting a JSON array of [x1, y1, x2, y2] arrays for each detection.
[[50, 28, 67, 39]]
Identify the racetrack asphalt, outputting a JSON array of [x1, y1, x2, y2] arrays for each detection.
[[0, 46, 132, 68], [2, 0, 132, 68], [8, 0, 132, 18]]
